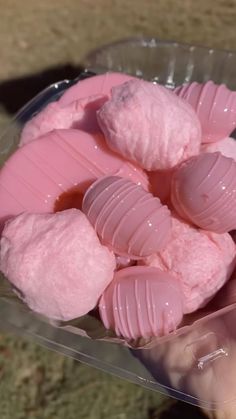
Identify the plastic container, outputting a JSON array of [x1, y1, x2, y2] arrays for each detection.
[[1, 38, 236, 410]]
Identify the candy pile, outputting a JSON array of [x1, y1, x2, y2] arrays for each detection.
[[0, 72, 236, 341]]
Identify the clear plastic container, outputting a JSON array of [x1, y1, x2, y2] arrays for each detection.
[[1, 38, 236, 410]]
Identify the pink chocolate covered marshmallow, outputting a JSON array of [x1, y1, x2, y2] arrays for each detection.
[[20, 94, 108, 146], [82, 176, 171, 258], [140, 216, 236, 313], [0, 210, 116, 321], [97, 79, 201, 170], [99, 266, 184, 339]]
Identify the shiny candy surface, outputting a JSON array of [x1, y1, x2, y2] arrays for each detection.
[[82, 176, 171, 258], [174, 81, 236, 143], [171, 152, 236, 233], [0, 129, 148, 230], [99, 266, 184, 340]]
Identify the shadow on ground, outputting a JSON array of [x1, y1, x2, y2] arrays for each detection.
[[0, 64, 84, 114], [155, 401, 208, 418]]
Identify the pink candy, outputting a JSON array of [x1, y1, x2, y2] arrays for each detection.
[[1, 72, 236, 340], [98, 79, 201, 170], [201, 137, 236, 161], [171, 152, 236, 233], [99, 266, 184, 339], [0, 210, 115, 321], [20, 94, 108, 146], [174, 81, 236, 143], [140, 216, 236, 313], [0, 129, 148, 230], [82, 176, 171, 258]]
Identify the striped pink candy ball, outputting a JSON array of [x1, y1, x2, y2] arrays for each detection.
[[171, 152, 236, 233], [82, 176, 171, 258], [99, 266, 184, 340], [174, 81, 236, 143]]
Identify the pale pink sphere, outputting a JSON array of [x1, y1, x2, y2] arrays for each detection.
[[99, 266, 184, 339]]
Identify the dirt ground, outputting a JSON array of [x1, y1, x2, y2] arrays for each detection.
[[1, 1, 236, 418]]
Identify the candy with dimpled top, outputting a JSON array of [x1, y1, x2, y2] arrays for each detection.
[[99, 266, 184, 340], [174, 81, 236, 143], [82, 175, 171, 259], [171, 152, 236, 233]]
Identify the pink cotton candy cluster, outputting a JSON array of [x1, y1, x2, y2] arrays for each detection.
[[97, 79, 201, 170], [0, 73, 236, 342], [0, 210, 115, 321], [139, 216, 236, 313]]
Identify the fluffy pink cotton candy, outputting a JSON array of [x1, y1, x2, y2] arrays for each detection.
[[201, 137, 236, 161], [139, 216, 236, 313], [0, 210, 115, 321], [20, 94, 108, 146], [97, 79, 201, 170]]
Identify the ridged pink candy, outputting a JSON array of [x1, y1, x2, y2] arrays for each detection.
[[171, 152, 236, 233], [174, 81, 236, 143], [0, 129, 149, 230], [99, 266, 184, 339], [82, 176, 171, 258]]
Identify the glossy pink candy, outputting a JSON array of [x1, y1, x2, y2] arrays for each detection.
[[99, 266, 184, 340], [0, 129, 148, 230], [82, 176, 171, 258], [171, 152, 236, 233], [174, 81, 236, 143]]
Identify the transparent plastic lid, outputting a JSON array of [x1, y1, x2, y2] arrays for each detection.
[[1, 38, 236, 410]]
